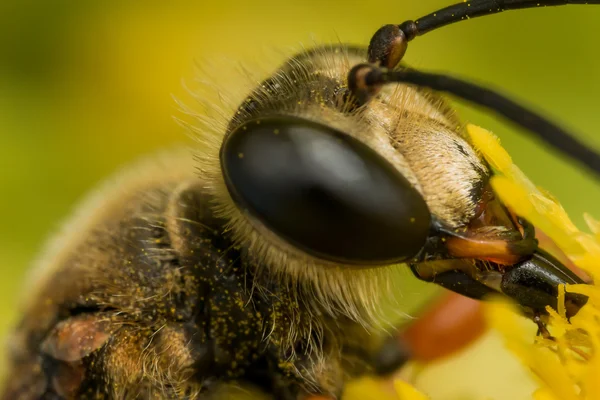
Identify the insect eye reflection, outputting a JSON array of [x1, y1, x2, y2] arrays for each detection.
[[220, 115, 432, 265]]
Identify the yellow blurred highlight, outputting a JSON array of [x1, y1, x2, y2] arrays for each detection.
[[345, 378, 400, 400], [343, 377, 429, 400], [394, 380, 430, 400]]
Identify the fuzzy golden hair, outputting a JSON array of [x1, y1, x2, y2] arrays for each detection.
[[180, 43, 489, 332]]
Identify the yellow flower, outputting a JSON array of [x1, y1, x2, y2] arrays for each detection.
[[331, 125, 600, 400], [470, 124, 600, 400]]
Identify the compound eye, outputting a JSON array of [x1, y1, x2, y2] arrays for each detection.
[[220, 116, 431, 265]]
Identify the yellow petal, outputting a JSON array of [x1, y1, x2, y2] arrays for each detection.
[[533, 388, 561, 400], [467, 124, 513, 172], [344, 377, 399, 400], [583, 213, 600, 236], [394, 380, 429, 400]]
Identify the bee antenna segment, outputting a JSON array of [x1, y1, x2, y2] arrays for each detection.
[[369, 0, 600, 69]]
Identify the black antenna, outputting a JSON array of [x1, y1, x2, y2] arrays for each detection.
[[354, 0, 600, 178], [348, 65, 600, 177], [369, 0, 600, 68], [403, 0, 600, 40]]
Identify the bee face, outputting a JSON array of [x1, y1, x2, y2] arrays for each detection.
[[204, 45, 489, 272]]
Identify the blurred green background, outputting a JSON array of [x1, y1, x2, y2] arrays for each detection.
[[1, 1, 599, 398]]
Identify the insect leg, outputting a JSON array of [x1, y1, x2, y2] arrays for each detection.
[[373, 292, 486, 375]]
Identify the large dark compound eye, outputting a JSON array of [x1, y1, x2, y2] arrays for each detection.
[[220, 116, 431, 265]]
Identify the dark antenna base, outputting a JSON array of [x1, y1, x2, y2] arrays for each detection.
[[358, 0, 600, 177], [370, 0, 600, 68]]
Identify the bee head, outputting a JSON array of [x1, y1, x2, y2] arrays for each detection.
[[189, 45, 490, 328]]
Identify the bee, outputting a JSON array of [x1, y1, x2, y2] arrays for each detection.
[[2, 0, 599, 399]]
